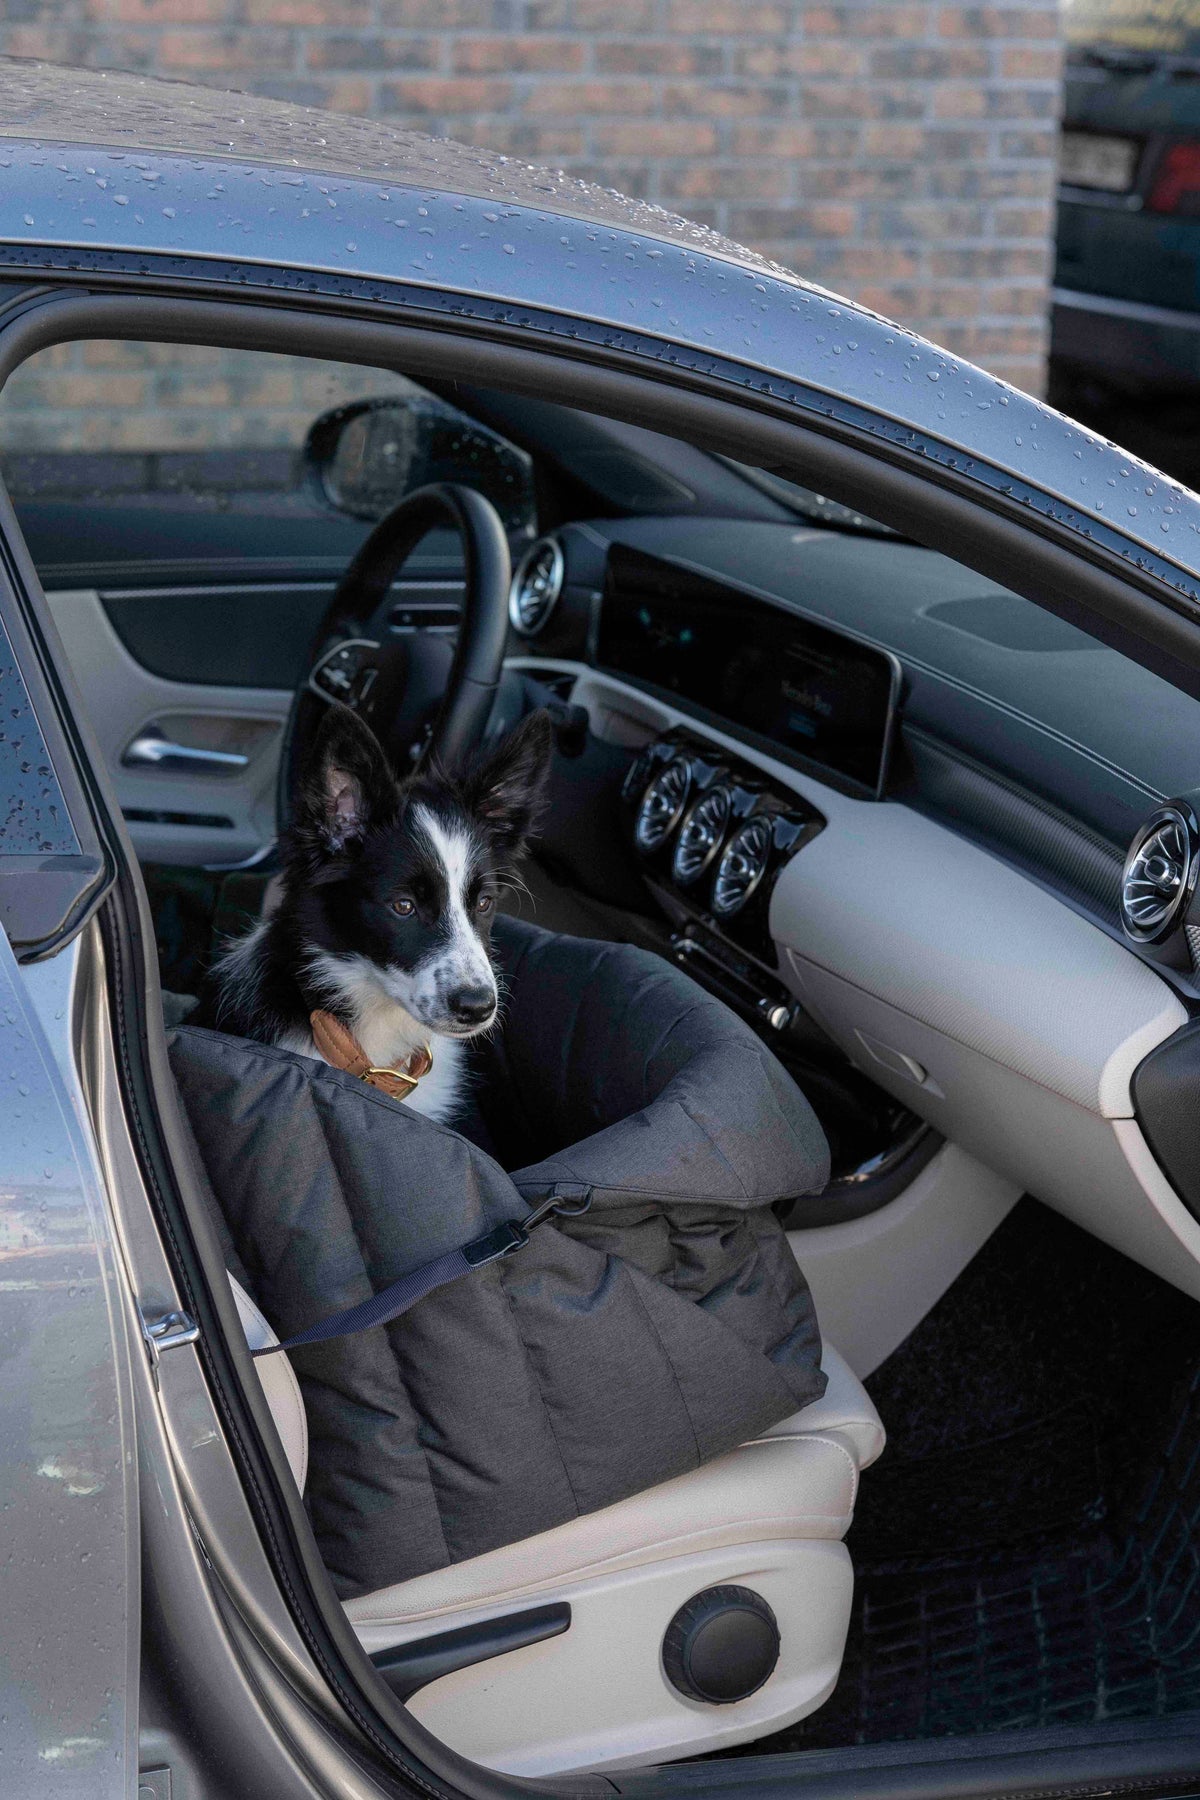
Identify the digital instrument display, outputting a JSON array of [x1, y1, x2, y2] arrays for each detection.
[[598, 545, 898, 797]]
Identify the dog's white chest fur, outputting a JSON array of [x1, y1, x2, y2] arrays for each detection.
[[293, 950, 468, 1124], [376, 1035, 466, 1124]]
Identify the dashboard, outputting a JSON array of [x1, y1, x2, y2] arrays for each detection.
[[519, 512, 1200, 963], [505, 512, 1200, 1316], [27, 472, 1200, 1328], [598, 545, 899, 798]]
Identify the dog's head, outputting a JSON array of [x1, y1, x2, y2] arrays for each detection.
[[287, 704, 553, 1038]]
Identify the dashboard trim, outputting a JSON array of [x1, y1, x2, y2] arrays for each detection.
[[513, 656, 1200, 1301], [598, 543, 902, 801], [589, 534, 1168, 809]]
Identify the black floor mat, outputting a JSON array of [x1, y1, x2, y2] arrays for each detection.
[[744, 1201, 1200, 1753]]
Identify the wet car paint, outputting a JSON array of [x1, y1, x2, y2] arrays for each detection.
[[0, 63, 1196, 599], [0, 931, 135, 1799]]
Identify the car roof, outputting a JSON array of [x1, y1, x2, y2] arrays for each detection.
[[0, 58, 803, 285], [1, 57, 1199, 594]]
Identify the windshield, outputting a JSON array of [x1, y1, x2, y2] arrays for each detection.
[[1064, 0, 1200, 59], [726, 460, 896, 536]]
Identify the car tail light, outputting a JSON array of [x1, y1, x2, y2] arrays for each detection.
[[1148, 141, 1200, 214]]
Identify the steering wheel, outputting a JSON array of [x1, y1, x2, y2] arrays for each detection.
[[279, 483, 512, 824]]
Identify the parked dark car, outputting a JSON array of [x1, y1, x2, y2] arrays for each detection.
[[1055, 0, 1200, 397], [8, 53, 1200, 1800]]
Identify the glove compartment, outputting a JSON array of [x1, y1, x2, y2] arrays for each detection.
[[769, 792, 1200, 1300]]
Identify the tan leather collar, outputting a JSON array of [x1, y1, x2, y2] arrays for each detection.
[[310, 1008, 433, 1103]]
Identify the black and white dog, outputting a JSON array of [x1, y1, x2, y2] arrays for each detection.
[[197, 702, 553, 1123]]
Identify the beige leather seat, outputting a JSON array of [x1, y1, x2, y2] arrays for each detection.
[[233, 1275, 883, 1776]]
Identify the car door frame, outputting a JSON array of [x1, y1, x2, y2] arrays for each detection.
[[0, 573, 136, 1796]]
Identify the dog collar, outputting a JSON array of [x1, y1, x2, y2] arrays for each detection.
[[310, 1008, 433, 1102]]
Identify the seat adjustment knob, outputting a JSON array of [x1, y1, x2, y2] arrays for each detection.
[[661, 1584, 780, 1705]]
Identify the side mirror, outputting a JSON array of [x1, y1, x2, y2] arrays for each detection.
[[303, 394, 535, 534]]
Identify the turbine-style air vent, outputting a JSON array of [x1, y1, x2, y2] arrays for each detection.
[[635, 756, 692, 854], [1121, 803, 1200, 944], [622, 745, 657, 806], [712, 815, 773, 918], [508, 536, 564, 637], [673, 785, 732, 887]]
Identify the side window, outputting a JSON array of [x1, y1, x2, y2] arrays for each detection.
[[0, 613, 78, 857], [0, 339, 535, 879], [0, 343, 535, 538]]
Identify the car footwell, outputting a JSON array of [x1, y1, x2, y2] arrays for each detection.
[[730, 1200, 1200, 1752]]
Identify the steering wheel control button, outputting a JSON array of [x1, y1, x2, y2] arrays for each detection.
[[1121, 801, 1200, 944], [309, 638, 381, 705], [662, 1586, 781, 1705]]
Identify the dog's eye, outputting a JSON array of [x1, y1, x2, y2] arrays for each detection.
[[476, 894, 494, 914], [391, 897, 415, 917]]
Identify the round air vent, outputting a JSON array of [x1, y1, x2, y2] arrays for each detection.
[[673, 785, 732, 887], [1121, 802, 1200, 944], [508, 535, 564, 637], [622, 744, 660, 807], [712, 814, 773, 918], [635, 756, 692, 854]]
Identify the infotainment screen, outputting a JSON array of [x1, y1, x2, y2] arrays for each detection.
[[598, 545, 899, 797]]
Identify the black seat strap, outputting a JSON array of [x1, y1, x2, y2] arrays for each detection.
[[251, 1193, 588, 1359]]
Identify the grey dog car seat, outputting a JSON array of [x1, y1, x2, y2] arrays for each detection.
[[168, 916, 830, 1599]]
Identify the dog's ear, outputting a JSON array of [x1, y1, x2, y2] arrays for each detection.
[[298, 703, 398, 852], [462, 709, 554, 855]]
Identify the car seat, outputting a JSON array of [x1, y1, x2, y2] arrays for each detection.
[[236, 1274, 883, 1774], [174, 917, 884, 1771]]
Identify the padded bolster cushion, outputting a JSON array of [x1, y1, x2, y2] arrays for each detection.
[[169, 917, 829, 1599], [477, 919, 831, 1211]]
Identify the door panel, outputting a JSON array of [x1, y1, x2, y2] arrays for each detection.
[[47, 587, 289, 866], [100, 581, 336, 688], [98, 563, 464, 687]]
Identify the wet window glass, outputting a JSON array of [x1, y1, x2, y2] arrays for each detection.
[[0, 343, 535, 539], [0, 614, 78, 856]]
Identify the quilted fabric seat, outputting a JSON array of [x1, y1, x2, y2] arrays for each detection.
[[170, 917, 831, 1596]]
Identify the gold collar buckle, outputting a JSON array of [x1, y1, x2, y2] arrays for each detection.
[[309, 1007, 433, 1103], [365, 1043, 433, 1093]]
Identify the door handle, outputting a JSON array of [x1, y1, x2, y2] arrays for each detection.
[[123, 732, 249, 773]]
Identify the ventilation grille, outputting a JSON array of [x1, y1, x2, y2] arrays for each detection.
[[712, 815, 773, 917], [508, 536, 564, 637], [635, 756, 691, 853], [1121, 804, 1199, 944], [673, 786, 731, 887]]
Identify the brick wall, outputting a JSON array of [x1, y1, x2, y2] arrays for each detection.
[[0, 1, 1064, 396], [0, 342, 412, 452]]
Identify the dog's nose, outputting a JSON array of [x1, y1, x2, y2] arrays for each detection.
[[446, 985, 496, 1026]]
